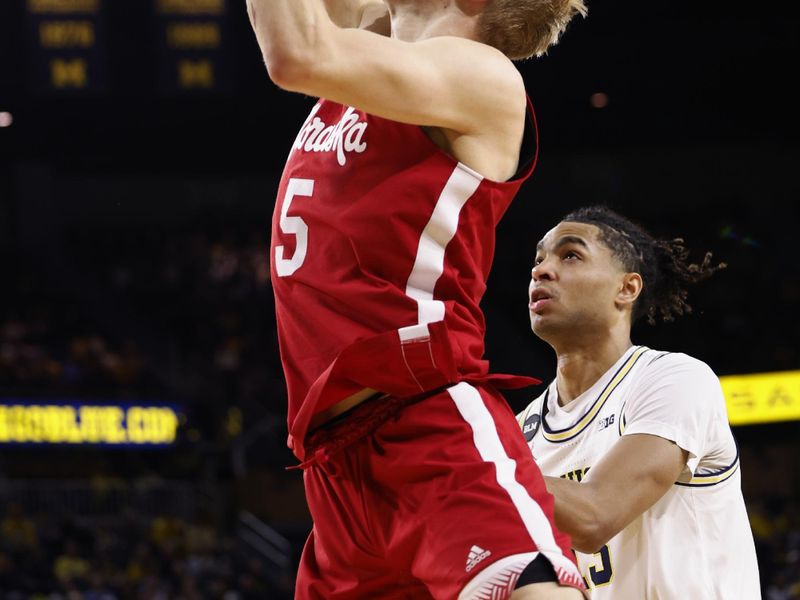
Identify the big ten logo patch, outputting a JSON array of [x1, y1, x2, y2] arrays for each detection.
[[597, 413, 615, 431]]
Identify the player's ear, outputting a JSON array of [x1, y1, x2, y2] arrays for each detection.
[[616, 272, 643, 310]]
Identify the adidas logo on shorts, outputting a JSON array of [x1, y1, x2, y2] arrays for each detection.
[[465, 545, 492, 572]]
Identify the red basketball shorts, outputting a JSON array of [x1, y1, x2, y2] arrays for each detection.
[[294, 382, 584, 599]]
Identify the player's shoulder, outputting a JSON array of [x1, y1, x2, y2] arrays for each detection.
[[411, 36, 526, 144], [422, 36, 524, 87], [638, 348, 719, 384]]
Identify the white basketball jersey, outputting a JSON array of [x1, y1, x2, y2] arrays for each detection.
[[517, 346, 761, 599]]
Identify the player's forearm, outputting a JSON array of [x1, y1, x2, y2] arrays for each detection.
[[544, 476, 612, 554], [245, 0, 335, 88]]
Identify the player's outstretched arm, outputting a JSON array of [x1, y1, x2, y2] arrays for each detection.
[[244, 0, 525, 136], [544, 434, 688, 553]]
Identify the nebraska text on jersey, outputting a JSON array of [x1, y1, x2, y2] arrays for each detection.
[[292, 104, 368, 166]]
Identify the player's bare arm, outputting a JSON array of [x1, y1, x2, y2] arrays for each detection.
[[320, 0, 388, 31], [544, 433, 688, 553], [245, 0, 526, 181]]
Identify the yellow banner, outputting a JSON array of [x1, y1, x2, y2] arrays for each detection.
[[0, 404, 179, 445], [721, 370, 800, 425]]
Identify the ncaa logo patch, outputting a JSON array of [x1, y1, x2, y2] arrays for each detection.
[[522, 413, 541, 442]]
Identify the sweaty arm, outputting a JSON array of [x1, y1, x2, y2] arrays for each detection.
[[545, 434, 688, 554], [244, 0, 525, 135]]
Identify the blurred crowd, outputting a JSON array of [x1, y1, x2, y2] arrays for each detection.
[[0, 254, 150, 397], [742, 441, 800, 599], [753, 498, 800, 600], [1, 227, 285, 442], [66, 228, 285, 417], [0, 501, 290, 600]]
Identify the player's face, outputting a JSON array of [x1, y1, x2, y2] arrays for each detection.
[[529, 222, 628, 342]]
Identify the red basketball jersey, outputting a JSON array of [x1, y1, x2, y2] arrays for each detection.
[[271, 99, 539, 459]]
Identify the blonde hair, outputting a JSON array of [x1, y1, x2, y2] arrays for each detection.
[[478, 0, 587, 61]]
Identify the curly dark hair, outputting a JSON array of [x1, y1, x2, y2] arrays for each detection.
[[562, 206, 726, 325]]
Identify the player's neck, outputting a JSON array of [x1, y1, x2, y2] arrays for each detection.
[[387, 0, 479, 43], [553, 334, 634, 407]]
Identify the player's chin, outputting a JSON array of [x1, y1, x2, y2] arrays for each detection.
[[529, 312, 553, 337]]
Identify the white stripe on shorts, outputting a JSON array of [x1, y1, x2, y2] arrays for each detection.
[[447, 382, 584, 592]]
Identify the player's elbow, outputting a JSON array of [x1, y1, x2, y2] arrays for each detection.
[[571, 520, 615, 554], [263, 49, 317, 92], [567, 500, 618, 554], [261, 22, 337, 92]]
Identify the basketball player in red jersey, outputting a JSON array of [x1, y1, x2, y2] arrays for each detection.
[[246, 1, 587, 598]]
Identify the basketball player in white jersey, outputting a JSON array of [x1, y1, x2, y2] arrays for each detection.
[[517, 206, 761, 599]]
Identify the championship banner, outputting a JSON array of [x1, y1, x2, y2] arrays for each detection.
[[0, 401, 181, 446], [153, 0, 230, 94], [721, 370, 800, 426], [25, 0, 107, 94]]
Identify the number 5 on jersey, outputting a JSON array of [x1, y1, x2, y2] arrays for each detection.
[[275, 178, 314, 277]]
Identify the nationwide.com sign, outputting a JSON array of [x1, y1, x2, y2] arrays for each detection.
[[0, 401, 180, 446]]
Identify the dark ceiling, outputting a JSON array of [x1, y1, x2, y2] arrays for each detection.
[[1, 1, 797, 172]]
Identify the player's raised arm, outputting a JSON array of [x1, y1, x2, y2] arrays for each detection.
[[245, 0, 524, 135], [319, 0, 387, 30], [543, 435, 688, 553]]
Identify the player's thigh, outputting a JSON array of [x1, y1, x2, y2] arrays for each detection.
[[296, 521, 434, 600], [379, 384, 581, 598], [510, 582, 585, 600]]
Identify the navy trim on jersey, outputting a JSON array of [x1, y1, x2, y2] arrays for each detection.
[[647, 351, 672, 365], [675, 439, 741, 488], [540, 347, 649, 444]]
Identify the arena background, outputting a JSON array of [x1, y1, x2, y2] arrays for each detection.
[[1, 1, 799, 598]]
